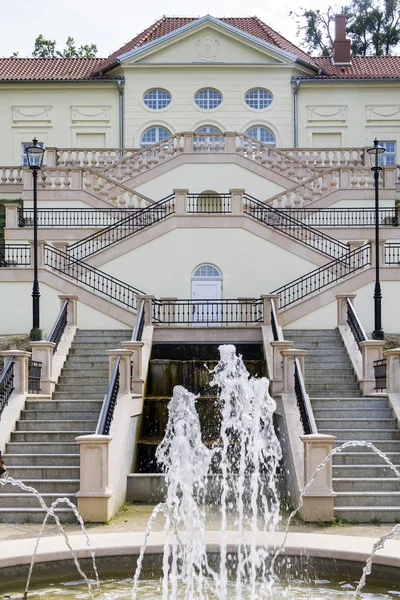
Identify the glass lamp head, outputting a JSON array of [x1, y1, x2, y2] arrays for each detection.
[[25, 138, 45, 169], [367, 138, 386, 158]]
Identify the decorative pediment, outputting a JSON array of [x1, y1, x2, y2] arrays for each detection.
[[70, 105, 111, 123], [307, 105, 347, 122], [366, 105, 400, 121], [12, 105, 52, 123]]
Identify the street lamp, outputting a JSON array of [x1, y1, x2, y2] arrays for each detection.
[[25, 138, 45, 339], [367, 138, 386, 340]]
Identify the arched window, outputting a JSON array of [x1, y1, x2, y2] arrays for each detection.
[[143, 89, 171, 110], [194, 126, 223, 152], [194, 89, 222, 110], [245, 89, 273, 110], [193, 264, 222, 278], [140, 126, 171, 147], [245, 126, 276, 146], [192, 190, 223, 213]]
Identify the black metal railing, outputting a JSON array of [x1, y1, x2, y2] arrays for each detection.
[[374, 358, 387, 391], [385, 243, 400, 265], [18, 207, 140, 228], [152, 298, 263, 326], [270, 298, 282, 341], [45, 246, 144, 311], [47, 300, 69, 353], [28, 360, 42, 393], [187, 193, 231, 214], [0, 356, 14, 418], [244, 194, 348, 259], [279, 207, 398, 228], [346, 298, 367, 351], [0, 244, 30, 267], [67, 194, 175, 261], [294, 357, 317, 435], [272, 243, 371, 309], [96, 355, 120, 435], [132, 299, 145, 341]]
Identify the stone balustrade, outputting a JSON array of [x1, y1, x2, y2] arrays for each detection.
[[0, 166, 23, 185], [82, 170, 152, 208], [283, 147, 365, 168], [46, 147, 138, 168]]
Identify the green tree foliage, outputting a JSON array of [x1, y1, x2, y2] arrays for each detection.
[[292, 0, 400, 55], [30, 35, 98, 58]]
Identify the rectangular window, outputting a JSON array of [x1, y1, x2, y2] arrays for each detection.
[[21, 142, 44, 166], [379, 141, 396, 165]]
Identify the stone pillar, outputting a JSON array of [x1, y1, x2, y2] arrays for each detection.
[[182, 133, 194, 153], [75, 434, 112, 522], [30, 341, 56, 395], [281, 348, 308, 394], [339, 168, 351, 189], [383, 348, 400, 394], [369, 239, 386, 267], [70, 169, 83, 189], [0, 351, 31, 395], [28, 240, 46, 268], [121, 341, 144, 394], [5, 204, 20, 228], [224, 132, 236, 153], [107, 349, 133, 395], [136, 295, 155, 326], [58, 294, 79, 327], [23, 169, 33, 190], [159, 297, 177, 324], [46, 148, 57, 167], [347, 240, 364, 254], [260, 294, 280, 326], [300, 434, 336, 522], [383, 165, 397, 189], [52, 241, 69, 255], [173, 189, 188, 215], [360, 340, 385, 395], [230, 189, 245, 215], [270, 340, 294, 395], [336, 293, 356, 326]]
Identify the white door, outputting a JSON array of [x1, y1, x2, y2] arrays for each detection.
[[192, 279, 222, 324]]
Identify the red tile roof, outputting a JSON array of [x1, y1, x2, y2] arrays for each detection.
[[0, 58, 106, 81], [313, 56, 400, 79]]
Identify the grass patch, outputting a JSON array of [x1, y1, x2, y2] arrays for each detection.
[[0, 334, 31, 371], [384, 335, 400, 350]]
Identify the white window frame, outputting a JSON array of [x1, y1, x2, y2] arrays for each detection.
[[140, 126, 172, 148], [245, 88, 273, 110], [194, 89, 222, 110], [245, 126, 276, 146], [143, 89, 171, 110], [379, 141, 397, 165]]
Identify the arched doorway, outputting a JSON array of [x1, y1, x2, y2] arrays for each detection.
[[191, 263, 222, 323], [197, 189, 222, 213]]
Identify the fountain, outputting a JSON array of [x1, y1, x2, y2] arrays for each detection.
[[0, 345, 399, 599]]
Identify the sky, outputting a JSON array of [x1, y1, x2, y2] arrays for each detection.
[[1, 0, 338, 58]]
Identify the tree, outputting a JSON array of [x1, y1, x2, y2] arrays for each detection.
[[30, 35, 97, 58], [292, 0, 400, 56]]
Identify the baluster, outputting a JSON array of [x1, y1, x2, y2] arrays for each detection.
[[368, 170, 375, 188], [90, 151, 97, 167], [45, 172, 53, 189], [158, 144, 166, 161], [16, 168, 23, 184], [118, 189, 126, 207], [194, 138, 202, 152], [1, 169, 7, 184], [92, 174, 100, 193], [83, 171, 92, 192], [110, 184, 118, 205], [54, 170, 62, 188], [350, 170, 358, 188], [166, 141, 175, 156], [63, 170, 70, 188], [82, 151, 89, 167], [236, 137, 246, 155], [359, 170, 367, 188], [210, 136, 217, 152], [330, 172, 338, 189], [57, 151, 64, 167], [254, 144, 262, 161], [65, 151, 73, 167]]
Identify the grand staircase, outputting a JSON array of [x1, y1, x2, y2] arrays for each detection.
[[285, 329, 400, 522], [0, 329, 128, 523]]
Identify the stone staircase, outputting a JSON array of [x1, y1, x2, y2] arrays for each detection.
[[0, 329, 128, 523], [285, 329, 400, 523]]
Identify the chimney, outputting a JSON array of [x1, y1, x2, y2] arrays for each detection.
[[332, 14, 351, 65]]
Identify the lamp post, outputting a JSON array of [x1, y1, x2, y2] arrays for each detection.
[[367, 138, 386, 340], [25, 138, 45, 339]]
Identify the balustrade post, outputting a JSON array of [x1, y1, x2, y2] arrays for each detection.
[[230, 189, 244, 214], [270, 340, 294, 394], [183, 133, 194, 153], [23, 170, 33, 190], [70, 169, 83, 189], [339, 168, 351, 188], [360, 340, 385, 395], [5, 204, 21, 228], [75, 434, 112, 522], [52, 241, 69, 256], [58, 294, 79, 326], [347, 240, 364, 254], [136, 294, 155, 326], [106, 349, 133, 394], [382, 165, 397, 189], [299, 434, 336, 522], [281, 348, 308, 394], [383, 348, 400, 394], [28, 240, 46, 268], [224, 133, 236, 153], [368, 239, 386, 267], [0, 350, 31, 395], [260, 294, 280, 325], [30, 340, 56, 395], [46, 149, 57, 167], [121, 340, 144, 394], [336, 293, 356, 326], [173, 189, 188, 215]]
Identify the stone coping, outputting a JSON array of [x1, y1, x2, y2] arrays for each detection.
[[0, 531, 399, 570]]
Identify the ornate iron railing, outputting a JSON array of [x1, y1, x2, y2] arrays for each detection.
[[273, 243, 371, 309], [18, 207, 140, 228], [67, 194, 175, 260], [279, 207, 398, 227], [45, 246, 144, 311], [0, 357, 14, 418], [132, 300, 145, 342], [346, 298, 367, 351], [373, 358, 387, 391], [244, 194, 348, 259], [294, 357, 317, 435], [96, 355, 120, 436], [0, 244, 30, 267], [28, 360, 41, 394], [152, 298, 263, 326], [385, 243, 400, 265], [47, 300, 69, 353], [187, 193, 231, 214]]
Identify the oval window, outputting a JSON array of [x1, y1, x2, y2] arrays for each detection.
[[143, 89, 171, 110], [245, 89, 273, 110], [194, 89, 222, 110]]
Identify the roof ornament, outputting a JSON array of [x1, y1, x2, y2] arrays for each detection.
[[197, 34, 220, 62]]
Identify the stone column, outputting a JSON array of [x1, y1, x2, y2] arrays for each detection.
[[281, 348, 308, 394], [107, 349, 133, 395], [339, 168, 351, 189], [30, 341, 56, 395], [182, 133, 194, 153], [300, 433, 336, 522], [5, 204, 20, 228], [224, 132, 236, 153], [360, 340, 385, 395], [75, 434, 112, 522], [270, 340, 294, 395], [28, 240, 46, 269], [0, 351, 31, 395], [383, 165, 397, 189], [383, 348, 400, 393], [336, 293, 356, 326], [230, 189, 244, 215], [136, 295, 155, 326], [46, 148, 57, 167], [369, 239, 386, 267], [121, 341, 144, 394], [260, 294, 280, 326], [58, 294, 79, 326], [70, 169, 83, 189], [173, 189, 188, 215]]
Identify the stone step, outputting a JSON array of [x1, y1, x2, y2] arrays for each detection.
[[5, 442, 80, 455], [305, 357, 351, 364], [333, 478, 400, 492], [307, 383, 360, 390], [333, 465, 400, 478], [311, 391, 363, 398], [312, 398, 389, 409], [5, 466, 79, 479], [313, 408, 393, 419], [288, 342, 345, 349], [284, 329, 340, 338], [302, 349, 349, 357], [60, 369, 108, 378], [68, 349, 111, 357], [335, 491, 400, 507], [306, 368, 355, 376], [20, 410, 100, 421], [56, 376, 109, 386], [15, 420, 97, 432], [333, 452, 400, 465], [24, 400, 103, 411], [52, 393, 104, 400], [334, 440, 400, 452], [75, 329, 129, 336], [0, 493, 77, 509], [54, 384, 107, 393], [72, 337, 128, 344], [334, 506, 400, 523], [0, 479, 79, 494], [0, 507, 78, 524], [3, 454, 80, 466], [316, 418, 397, 430], [324, 429, 400, 440], [10, 431, 92, 442], [66, 356, 108, 364]]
